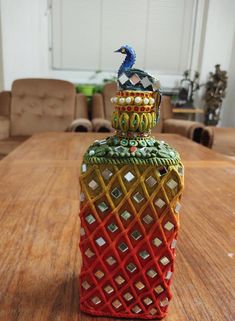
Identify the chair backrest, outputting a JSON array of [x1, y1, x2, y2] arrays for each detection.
[[10, 78, 76, 136], [160, 96, 173, 120], [103, 82, 117, 120]]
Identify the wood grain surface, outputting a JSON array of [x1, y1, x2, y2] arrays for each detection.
[[0, 132, 234, 321]]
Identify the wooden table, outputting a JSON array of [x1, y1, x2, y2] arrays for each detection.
[[0, 132, 234, 321]]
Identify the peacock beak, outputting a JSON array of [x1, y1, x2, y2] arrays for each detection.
[[114, 49, 121, 53]]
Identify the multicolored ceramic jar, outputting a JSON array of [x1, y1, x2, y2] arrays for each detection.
[[79, 45, 184, 320]]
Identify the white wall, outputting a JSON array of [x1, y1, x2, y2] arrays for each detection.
[[220, 31, 235, 127], [193, 0, 235, 125], [0, 9, 4, 90], [199, 0, 235, 83], [0, 0, 48, 89]]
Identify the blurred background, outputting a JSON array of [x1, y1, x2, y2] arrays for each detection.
[[0, 0, 235, 126]]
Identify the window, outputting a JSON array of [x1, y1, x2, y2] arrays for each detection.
[[51, 0, 197, 75]]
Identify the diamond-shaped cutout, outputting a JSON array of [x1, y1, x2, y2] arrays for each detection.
[[107, 223, 118, 233], [85, 214, 96, 225], [145, 176, 157, 187], [135, 281, 145, 290], [81, 163, 87, 173], [123, 292, 133, 301], [165, 270, 172, 280], [118, 242, 128, 252], [143, 214, 153, 224], [97, 201, 108, 213], [175, 202, 181, 213], [153, 237, 162, 247], [155, 198, 166, 209], [115, 275, 125, 285], [85, 248, 95, 258], [131, 230, 142, 240], [111, 187, 122, 199], [132, 305, 142, 314], [133, 192, 144, 203], [143, 297, 153, 306], [104, 285, 114, 294], [91, 296, 101, 305], [98, 139, 107, 145], [80, 227, 85, 236], [121, 210, 131, 220], [139, 250, 150, 260], [112, 299, 122, 309], [88, 179, 99, 190], [167, 179, 178, 190], [94, 270, 104, 279], [171, 239, 177, 249], [114, 146, 126, 153], [141, 76, 152, 88], [160, 256, 170, 266], [80, 192, 85, 202], [119, 73, 129, 84], [150, 308, 158, 315], [106, 256, 116, 266], [102, 168, 113, 180], [154, 285, 164, 295], [158, 166, 167, 176], [164, 221, 174, 231], [126, 262, 137, 273], [82, 281, 91, 290], [130, 73, 141, 85], [124, 171, 135, 182], [95, 237, 106, 247], [147, 269, 157, 278], [160, 298, 169, 307], [178, 166, 184, 176]]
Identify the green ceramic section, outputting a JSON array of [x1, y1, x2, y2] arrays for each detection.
[[83, 136, 181, 166]]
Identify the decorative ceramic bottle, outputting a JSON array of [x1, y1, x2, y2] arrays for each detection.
[[79, 45, 184, 320]]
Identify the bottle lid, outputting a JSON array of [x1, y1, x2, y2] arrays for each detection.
[[111, 45, 161, 135], [84, 45, 180, 166]]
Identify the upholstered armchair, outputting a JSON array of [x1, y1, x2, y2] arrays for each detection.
[[0, 78, 92, 158], [200, 127, 235, 158], [157, 96, 204, 142], [91, 82, 204, 142], [92, 82, 115, 132]]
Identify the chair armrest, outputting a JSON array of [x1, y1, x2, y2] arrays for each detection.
[[0, 116, 10, 140], [163, 119, 204, 142], [75, 93, 89, 119], [92, 118, 113, 132], [92, 93, 105, 119], [200, 126, 214, 148], [0, 91, 11, 117], [201, 127, 235, 156], [68, 118, 92, 132]]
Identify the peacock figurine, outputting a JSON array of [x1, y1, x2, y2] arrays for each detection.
[[78, 45, 184, 320], [115, 45, 160, 92]]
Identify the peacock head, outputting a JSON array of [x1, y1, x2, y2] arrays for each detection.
[[114, 45, 136, 58]]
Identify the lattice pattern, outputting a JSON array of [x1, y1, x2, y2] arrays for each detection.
[[79, 162, 184, 320]]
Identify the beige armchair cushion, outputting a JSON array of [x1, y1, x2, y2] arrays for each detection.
[[10, 79, 76, 136], [103, 82, 117, 120]]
